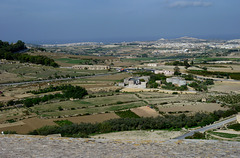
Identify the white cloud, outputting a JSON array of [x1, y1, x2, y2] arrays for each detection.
[[169, 1, 212, 8]]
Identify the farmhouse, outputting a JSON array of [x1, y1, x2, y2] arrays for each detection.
[[155, 70, 174, 76], [166, 77, 186, 86], [119, 76, 150, 88], [72, 65, 110, 70]]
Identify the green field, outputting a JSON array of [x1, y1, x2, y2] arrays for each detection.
[[137, 92, 173, 99], [209, 131, 240, 139], [32, 94, 145, 117], [37, 101, 146, 117], [115, 110, 140, 118]]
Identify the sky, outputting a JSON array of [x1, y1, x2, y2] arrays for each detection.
[[1, 0, 240, 43]]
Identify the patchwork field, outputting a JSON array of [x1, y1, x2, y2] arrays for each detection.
[[32, 94, 145, 117], [0, 63, 110, 84], [0, 113, 119, 134]]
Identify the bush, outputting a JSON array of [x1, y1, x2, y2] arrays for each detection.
[[186, 132, 205, 139], [228, 123, 240, 131], [2, 131, 17, 134]]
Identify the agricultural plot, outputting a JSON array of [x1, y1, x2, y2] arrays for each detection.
[[145, 97, 178, 105], [38, 101, 146, 117], [115, 110, 140, 118], [136, 92, 173, 99], [157, 102, 227, 113], [209, 81, 240, 93], [0, 113, 120, 134], [131, 106, 160, 117], [32, 94, 144, 117], [0, 63, 99, 83], [207, 131, 240, 141]]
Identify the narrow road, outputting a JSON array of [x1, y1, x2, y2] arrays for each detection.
[[174, 116, 237, 139], [195, 75, 240, 82], [0, 72, 117, 86]]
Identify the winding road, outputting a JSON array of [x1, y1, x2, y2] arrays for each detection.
[[174, 116, 237, 139]]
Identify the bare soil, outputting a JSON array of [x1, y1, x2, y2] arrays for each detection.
[[131, 106, 159, 117], [157, 102, 227, 113], [209, 81, 240, 93]]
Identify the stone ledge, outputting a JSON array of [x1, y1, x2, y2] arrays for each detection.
[[0, 135, 240, 158]]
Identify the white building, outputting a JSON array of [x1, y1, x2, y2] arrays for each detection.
[[155, 70, 174, 76], [166, 77, 186, 86]]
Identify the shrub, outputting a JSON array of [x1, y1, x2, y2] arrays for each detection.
[[228, 123, 240, 131], [186, 132, 205, 139]]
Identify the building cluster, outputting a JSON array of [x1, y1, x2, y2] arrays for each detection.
[[118, 76, 150, 89]]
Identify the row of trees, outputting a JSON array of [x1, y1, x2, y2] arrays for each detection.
[[27, 85, 75, 94], [166, 60, 192, 69], [0, 40, 59, 67], [0, 40, 26, 52], [29, 107, 240, 137], [188, 79, 214, 91]]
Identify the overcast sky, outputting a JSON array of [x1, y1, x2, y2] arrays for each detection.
[[1, 0, 240, 43]]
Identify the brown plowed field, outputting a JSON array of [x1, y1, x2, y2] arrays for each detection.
[[131, 106, 160, 117], [0, 113, 119, 134]]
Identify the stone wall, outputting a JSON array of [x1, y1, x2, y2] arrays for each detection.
[[0, 135, 240, 157]]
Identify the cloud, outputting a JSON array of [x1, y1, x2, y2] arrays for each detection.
[[169, 1, 212, 8]]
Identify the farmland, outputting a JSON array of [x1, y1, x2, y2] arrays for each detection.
[[1, 39, 240, 141]]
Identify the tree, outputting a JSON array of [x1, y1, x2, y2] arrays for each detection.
[[191, 60, 194, 66], [184, 59, 190, 69], [174, 66, 181, 75]]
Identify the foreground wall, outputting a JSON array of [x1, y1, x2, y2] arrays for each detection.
[[0, 135, 239, 157]]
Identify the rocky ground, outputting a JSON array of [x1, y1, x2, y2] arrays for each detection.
[[0, 135, 240, 158]]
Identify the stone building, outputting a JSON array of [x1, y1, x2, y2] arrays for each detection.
[[119, 76, 150, 89], [166, 77, 186, 86], [155, 70, 174, 76]]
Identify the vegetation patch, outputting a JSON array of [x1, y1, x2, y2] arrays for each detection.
[[187, 70, 240, 80], [29, 107, 239, 138], [115, 110, 140, 118], [186, 132, 206, 139], [0, 40, 59, 67], [228, 123, 240, 131], [209, 131, 240, 138]]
